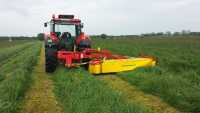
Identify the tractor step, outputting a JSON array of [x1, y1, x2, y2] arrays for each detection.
[[89, 57, 156, 74]]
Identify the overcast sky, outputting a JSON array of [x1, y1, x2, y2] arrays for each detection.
[[0, 0, 200, 36]]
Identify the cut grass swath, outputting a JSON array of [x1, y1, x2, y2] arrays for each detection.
[[0, 42, 41, 113], [0, 43, 34, 63], [0, 40, 29, 49], [52, 68, 149, 113]]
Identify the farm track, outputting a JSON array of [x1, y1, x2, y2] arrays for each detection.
[[98, 75, 180, 113], [22, 47, 62, 113]]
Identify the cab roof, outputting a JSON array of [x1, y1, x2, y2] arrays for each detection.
[[51, 14, 81, 25]]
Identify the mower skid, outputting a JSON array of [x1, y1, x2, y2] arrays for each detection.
[[89, 57, 156, 74]]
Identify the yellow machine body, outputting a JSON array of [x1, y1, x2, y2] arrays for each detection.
[[89, 57, 156, 74]]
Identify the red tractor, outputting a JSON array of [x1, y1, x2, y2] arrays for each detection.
[[44, 14, 91, 72], [44, 14, 156, 74]]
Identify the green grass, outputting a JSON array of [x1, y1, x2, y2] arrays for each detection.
[[0, 40, 29, 48], [0, 42, 41, 113], [0, 43, 34, 63], [92, 37, 200, 113], [52, 67, 149, 113]]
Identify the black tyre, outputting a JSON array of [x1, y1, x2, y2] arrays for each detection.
[[45, 47, 58, 73]]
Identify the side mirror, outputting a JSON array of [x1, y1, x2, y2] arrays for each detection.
[[44, 23, 48, 27]]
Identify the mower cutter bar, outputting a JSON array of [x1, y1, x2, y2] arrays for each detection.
[[89, 57, 156, 74]]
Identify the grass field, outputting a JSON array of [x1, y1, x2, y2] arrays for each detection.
[[0, 37, 199, 113], [92, 37, 200, 113], [0, 41, 41, 113], [0, 40, 29, 48]]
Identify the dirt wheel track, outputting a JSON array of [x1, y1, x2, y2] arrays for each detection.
[[22, 47, 62, 113], [98, 75, 180, 113]]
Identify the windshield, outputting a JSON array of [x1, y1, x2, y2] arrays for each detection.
[[52, 24, 76, 37]]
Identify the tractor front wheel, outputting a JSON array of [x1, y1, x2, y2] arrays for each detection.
[[45, 47, 58, 73]]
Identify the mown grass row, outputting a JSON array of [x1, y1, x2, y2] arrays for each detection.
[[0, 42, 41, 113], [0, 42, 34, 63], [0, 40, 29, 49], [92, 37, 200, 112], [52, 68, 149, 113]]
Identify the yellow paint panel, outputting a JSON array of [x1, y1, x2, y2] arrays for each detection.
[[89, 58, 156, 74]]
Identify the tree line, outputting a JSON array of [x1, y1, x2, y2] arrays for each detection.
[[92, 31, 200, 39], [2, 30, 199, 41]]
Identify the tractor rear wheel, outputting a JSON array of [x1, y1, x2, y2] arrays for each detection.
[[45, 47, 58, 73]]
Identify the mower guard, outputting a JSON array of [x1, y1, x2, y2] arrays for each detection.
[[89, 57, 156, 74]]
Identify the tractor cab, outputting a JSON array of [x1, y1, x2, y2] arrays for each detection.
[[47, 15, 82, 38], [44, 14, 91, 51]]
